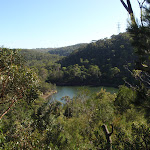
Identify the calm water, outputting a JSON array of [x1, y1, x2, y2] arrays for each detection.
[[50, 86, 118, 102]]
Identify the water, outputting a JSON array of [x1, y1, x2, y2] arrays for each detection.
[[50, 86, 118, 102]]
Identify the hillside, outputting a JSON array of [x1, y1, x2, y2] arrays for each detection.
[[48, 43, 87, 56], [22, 48, 53, 53], [21, 43, 87, 56], [47, 32, 136, 86], [19, 33, 137, 87], [20, 49, 62, 62], [60, 33, 134, 67]]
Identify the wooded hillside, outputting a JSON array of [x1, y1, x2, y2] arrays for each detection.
[[47, 32, 136, 86]]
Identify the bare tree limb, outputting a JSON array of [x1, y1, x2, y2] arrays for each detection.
[[120, 0, 129, 12], [102, 124, 113, 150], [127, 0, 134, 14], [137, 0, 145, 25], [138, 74, 150, 86], [137, 0, 146, 7], [123, 78, 136, 90], [120, 0, 136, 23], [145, 72, 150, 78]]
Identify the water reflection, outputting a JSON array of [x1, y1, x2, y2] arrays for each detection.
[[48, 86, 118, 102]]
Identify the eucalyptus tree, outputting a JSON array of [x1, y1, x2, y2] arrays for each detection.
[[120, 0, 150, 120], [0, 48, 39, 119], [120, 0, 150, 80]]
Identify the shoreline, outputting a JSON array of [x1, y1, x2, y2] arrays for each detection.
[[41, 90, 57, 99], [54, 83, 119, 88]]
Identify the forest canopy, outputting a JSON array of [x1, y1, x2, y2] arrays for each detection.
[[0, 0, 150, 149]]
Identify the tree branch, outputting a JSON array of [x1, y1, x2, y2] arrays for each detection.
[[102, 124, 113, 150], [0, 100, 16, 120], [0, 89, 24, 120], [120, 0, 129, 12], [120, 0, 135, 23], [127, 0, 134, 14]]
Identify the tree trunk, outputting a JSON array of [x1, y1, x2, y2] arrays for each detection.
[[102, 124, 113, 150]]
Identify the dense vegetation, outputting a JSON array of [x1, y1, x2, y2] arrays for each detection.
[[1, 84, 149, 149], [0, 0, 150, 149], [47, 33, 136, 86], [20, 33, 136, 87], [23, 43, 87, 56], [48, 43, 87, 56], [19, 49, 63, 94]]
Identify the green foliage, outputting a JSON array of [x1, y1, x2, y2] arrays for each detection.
[[48, 43, 87, 56], [18, 33, 136, 87], [38, 81, 56, 95], [1, 2, 150, 148], [20, 49, 62, 63], [1, 83, 150, 149], [115, 86, 136, 114], [127, 1, 150, 121], [89, 89, 116, 124], [46, 33, 135, 86], [114, 122, 150, 150], [19, 49, 60, 94], [110, 67, 120, 77], [131, 123, 150, 149], [0, 48, 39, 119]]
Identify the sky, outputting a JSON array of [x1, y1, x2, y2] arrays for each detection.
[[0, 0, 141, 49]]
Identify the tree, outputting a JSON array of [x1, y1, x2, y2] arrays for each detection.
[[0, 48, 39, 119], [121, 0, 150, 75], [114, 85, 136, 113], [120, 0, 135, 22], [120, 0, 150, 120], [110, 67, 120, 77], [89, 65, 101, 78]]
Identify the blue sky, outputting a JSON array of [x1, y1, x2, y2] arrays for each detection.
[[0, 0, 140, 49]]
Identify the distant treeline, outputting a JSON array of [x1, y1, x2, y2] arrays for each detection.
[[48, 43, 87, 56], [22, 43, 87, 56]]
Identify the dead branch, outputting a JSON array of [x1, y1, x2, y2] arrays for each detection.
[[102, 124, 113, 150], [120, 0, 136, 23]]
